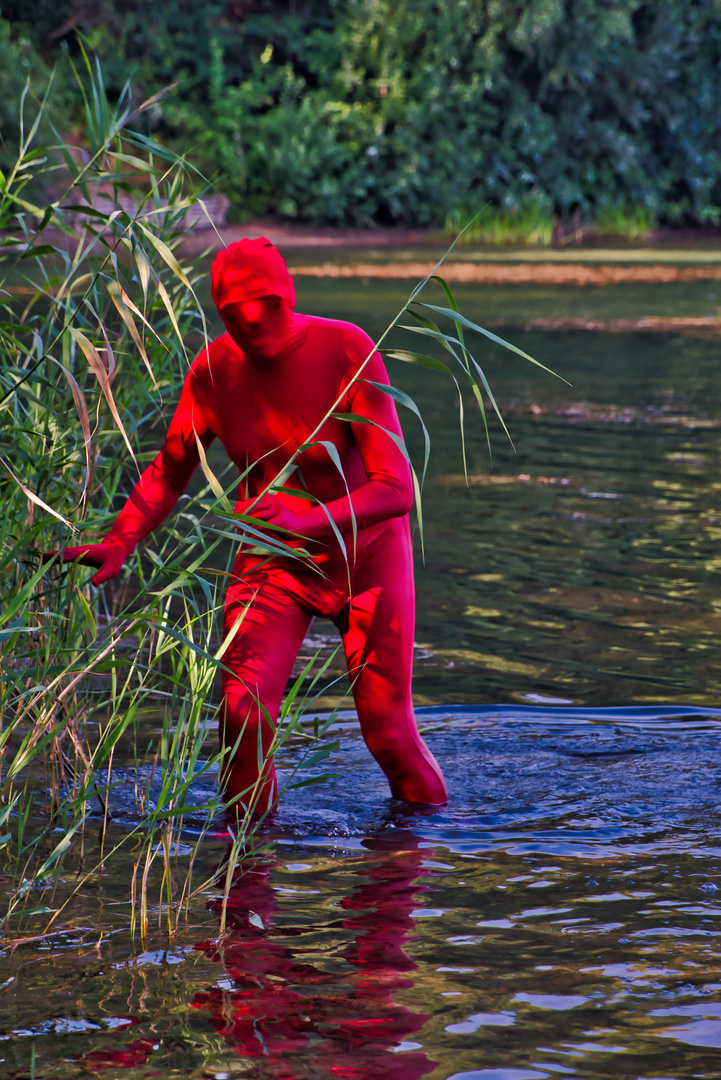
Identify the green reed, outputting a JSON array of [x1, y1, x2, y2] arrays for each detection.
[[0, 54, 558, 943]]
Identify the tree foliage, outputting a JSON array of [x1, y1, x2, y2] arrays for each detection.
[[2, 0, 721, 229]]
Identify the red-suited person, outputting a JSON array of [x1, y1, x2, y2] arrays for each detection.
[[59, 238, 447, 811]]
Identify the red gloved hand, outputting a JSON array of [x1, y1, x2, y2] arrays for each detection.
[[235, 494, 308, 539], [56, 542, 129, 586]]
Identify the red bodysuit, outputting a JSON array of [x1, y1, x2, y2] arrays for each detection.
[[61, 239, 447, 809]]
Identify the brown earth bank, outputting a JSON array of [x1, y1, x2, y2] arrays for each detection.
[[6, 220, 721, 292], [180, 218, 721, 255], [179, 220, 441, 254], [290, 262, 721, 286], [181, 221, 721, 285]]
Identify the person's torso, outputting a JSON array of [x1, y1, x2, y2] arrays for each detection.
[[193, 314, 370, 505]]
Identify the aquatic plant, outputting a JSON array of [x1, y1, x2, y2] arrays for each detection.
[[0, 53, 555, 944]]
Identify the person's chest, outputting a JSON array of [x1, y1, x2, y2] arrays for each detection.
[[200, 332, 358, 474]]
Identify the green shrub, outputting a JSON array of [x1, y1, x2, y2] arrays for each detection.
[[3, 0, 721, 229], [0, 19, 62, 172]]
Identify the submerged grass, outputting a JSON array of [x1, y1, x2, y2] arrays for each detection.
[[0, 56, 556, 944]]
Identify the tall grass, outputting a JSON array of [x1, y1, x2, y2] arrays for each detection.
[[446, 198, 555, 247], [595, 204, 656, 240], [447, 200, 658, 246], [0, 56, 557, 943]]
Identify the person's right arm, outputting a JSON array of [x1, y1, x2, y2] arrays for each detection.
[[61, 366, 213, 585]]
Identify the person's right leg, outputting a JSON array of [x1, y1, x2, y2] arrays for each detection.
[[221, 565, 312, 811]]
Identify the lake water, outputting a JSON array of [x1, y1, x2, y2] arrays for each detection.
[[4, 273, 721, 1078]]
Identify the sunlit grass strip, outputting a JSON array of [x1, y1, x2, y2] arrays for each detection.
[[291, 261, 721, 280]]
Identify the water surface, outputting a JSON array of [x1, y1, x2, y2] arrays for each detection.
[[4, 275, 721, 1078], [5, 704, 721, 1079], [290, 276, 721, 710]]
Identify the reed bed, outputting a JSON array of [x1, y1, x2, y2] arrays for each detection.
[[0, 55, 553, 948]]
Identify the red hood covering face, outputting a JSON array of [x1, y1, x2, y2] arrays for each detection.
[[211, 237, 296, 311]]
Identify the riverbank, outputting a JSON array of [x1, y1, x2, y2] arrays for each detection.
[[182, 218, 721, 256], [291, 261, 721, 285], [182, 220, 721, 288]]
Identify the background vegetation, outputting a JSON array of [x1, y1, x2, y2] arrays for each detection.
[[1, 0, 720, 236]]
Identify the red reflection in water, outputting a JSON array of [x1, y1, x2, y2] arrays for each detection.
[[75, 1021, 156, 1071], [73, 838, 435, 1077], [192, 837, 436, 1079]]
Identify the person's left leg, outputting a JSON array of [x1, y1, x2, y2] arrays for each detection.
[[338, 522, 447, 804]]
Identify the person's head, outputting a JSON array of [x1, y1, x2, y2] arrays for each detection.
[[211, 238, 295, 357]]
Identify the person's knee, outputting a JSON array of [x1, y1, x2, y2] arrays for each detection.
[[222, 681, 254, 719], [221, 682, 274, 745], [355, 674, 409, 713], [361, 711, 418, 768]]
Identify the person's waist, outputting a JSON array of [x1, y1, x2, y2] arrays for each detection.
[[234, 517, 390, 574]]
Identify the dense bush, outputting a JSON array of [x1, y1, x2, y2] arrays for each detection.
[[0, 18, 66, 172], [2, 0, 721, 230]]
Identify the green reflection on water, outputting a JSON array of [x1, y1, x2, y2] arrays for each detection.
[[284, 277, 721, 709], [4, 836, 721, 1080]]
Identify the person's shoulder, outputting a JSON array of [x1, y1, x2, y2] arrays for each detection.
[[302, 313, 376, 358], [189, 332, 238, 385]]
